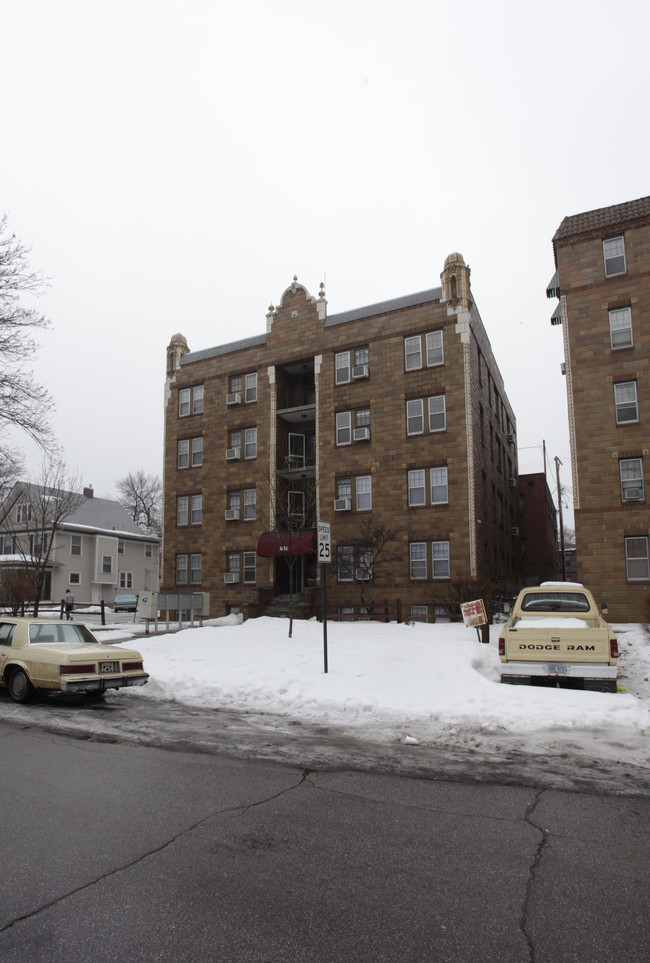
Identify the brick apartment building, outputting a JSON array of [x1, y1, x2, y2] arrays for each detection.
[[162, 253, 520, 621], [517, 473, 561, 585], [548, 196, 650, 622]]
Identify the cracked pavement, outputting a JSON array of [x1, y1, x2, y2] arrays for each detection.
[[1, 721, 648, 961]]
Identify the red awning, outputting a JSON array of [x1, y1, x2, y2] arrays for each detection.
[[257, 530, 317, 557]]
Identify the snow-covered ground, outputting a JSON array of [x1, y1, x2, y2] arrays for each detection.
[[96, 615, 650, 774]]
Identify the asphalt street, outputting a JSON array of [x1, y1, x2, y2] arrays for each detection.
[[0, 718, 648, 962]]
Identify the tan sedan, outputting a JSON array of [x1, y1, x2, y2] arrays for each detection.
[[0, 617, 149, 703]]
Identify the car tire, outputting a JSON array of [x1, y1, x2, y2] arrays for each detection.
[[8, 668, 36, 704]]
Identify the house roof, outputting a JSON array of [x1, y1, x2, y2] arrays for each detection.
[[553, 195, 650, 245]]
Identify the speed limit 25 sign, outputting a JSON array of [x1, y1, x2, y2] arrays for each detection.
[[317, 521, 331, 563]]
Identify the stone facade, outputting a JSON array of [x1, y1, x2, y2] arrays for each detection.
[[517, 473, 561, 585], [162, 255, 520, 621], [550, 196, 650, 622]]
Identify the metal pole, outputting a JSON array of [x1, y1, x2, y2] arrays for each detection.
[[555, 456, 567, 581], [322, 562, 328, 673]]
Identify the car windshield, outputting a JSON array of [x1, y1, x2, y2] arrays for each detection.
[[28, 623, 99, 645], [520, 592, 591, 613]]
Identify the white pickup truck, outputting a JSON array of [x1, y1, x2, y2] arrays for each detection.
[[498, 582, 618, 693]]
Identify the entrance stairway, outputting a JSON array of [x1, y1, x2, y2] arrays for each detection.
[[263, 593, 311, 620]]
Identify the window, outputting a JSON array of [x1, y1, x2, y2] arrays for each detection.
[[190, 554, 202, 584], [245, 372, 257, 403], [336, 411, 351, 446], [16, 503, 32, 523], [244, 488, 256, 520], [355, 347, 369, 367], [404, 336, 422, 371], [356, 475, 372, 510], [118, 540, 125, 555], [230, 429, 241, 449], [230, 376, 242, 394], [410, 605, 428, 623], [176, 554, 188, 583], [620, 458, 644, 502], [431, 467, 449, 504], [192, 437, 203, 467], [102, 555, 113, 574], [432, 541, 450, 578], [335, 351, 350, 385], [410, 542, 427, 579], [243, 551, 256, 584], [338, 545, 354, 581], [0, 535, 14, 554], [192, 385, 204, 414], [408, 470, 426, 506], [191, 494, 203, 525], [228, 553, 240, 575], [244, 427, 257, 459], [70, 535, 82, 556], [288, 490, 305, 521], [177, 496, 189, 526], [179, 388, 190, 417], [603, 236, 626, 277], [30, 534, 47, 556], [337, 478, 351, 499], [69, 572, 81, 585], [228, 491, 241, 514], [144, 544, 154, 558], [406, 399, 424, 435], [178, 439, 190, 468], [356, 408, 370, 428], [358, 546, 373, 577], [426, 330, 444, 367], [614, 381, 639, 425], [119, 572, 133, 589], [625, 536, 649, 581], [179, 385, 204, 417], [609, 307, 633, 349], [428, 395, 446, 432]]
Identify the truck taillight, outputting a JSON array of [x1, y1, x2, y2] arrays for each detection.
[[610, 637, 618, 659], [498, 637, 505, 656]]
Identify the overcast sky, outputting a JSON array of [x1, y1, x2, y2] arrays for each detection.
[[4, 0, 649, 525]]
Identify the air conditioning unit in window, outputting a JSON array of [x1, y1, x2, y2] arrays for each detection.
[[227, 392, 242, 405], [356, 569, 372, 580], [623, 488, 644, 501], [334, 498, 351, 512], [225, 509, 240, 521], [510, 527, 520, 536], [352, 364, 369, 380], [226, 447, 241, 461], [224, 573, 239, 583], [509, 477, 517, 487], [353, 427, 370, 442]]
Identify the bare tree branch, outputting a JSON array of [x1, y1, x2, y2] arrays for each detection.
[[116, 470, 162, 535]]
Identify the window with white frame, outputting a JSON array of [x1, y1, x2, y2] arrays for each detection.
[[336, 411, 351, 445], [190, 553, 202, 584], [614, 381, 639, 424], [192, 385, 204, 414], [192, 437, 203, 467], [177, 496, 188, 526], [144, 544, 154, 558], [410, 542, 427, 579], [102, 555, 113, 574], [430, 467, 449, 504], [230, 429, 241, 450], [426, 330, 444, 366], [244, 488, 256, 520], [335, 351, 350, 385], [406, 399, 424, 435], [609, 307, 633, 349], [625, 536, 649, 580], [620, 458, 644, 502], [16, 503, 32, 523], [228, 553, 240, 575], [338, 545, 354, 581], [355, 346, 369, 368], [69, 572, 81, 585], [432, 540, 450, 578], [176, 554, 188, 583], [30, 534, 47, 556], [0, 535, 14, 554], [119, 572, 133, 589], [603, 236, 626, 277], [179, 386, 203, 416], [178, 439, 190, 468], [230, 375, 242, 394], [410, 605, 428, 623], [244, 427, 257, 459], [358, 545, 373, 577], [428, 395, 446, 432], [356, 408, 370, 429], [243, 551, 256, 583], [404, 335, 422, 371], [118, 540, 125, 555], [408, 470, 426, 506], [337, 478, 351, 499], [70, 535, 82, 556], [245, 372, 257, 403], [356, 475, 372, 510], [191, 494, 203, 525], [288, 490, 305, 521]]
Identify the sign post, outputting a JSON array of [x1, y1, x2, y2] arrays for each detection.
[[460, 599, 489, 643], [317, 521, 331, 672]]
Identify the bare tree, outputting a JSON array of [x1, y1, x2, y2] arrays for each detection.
[[0, 215, 52, 448], [0, 455, 83, 615], [0, 448, 24, 502], [347, 518, 402, 617], [116, 470, 162, 535]]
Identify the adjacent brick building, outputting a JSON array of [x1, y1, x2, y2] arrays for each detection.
[[517, 473, 561, 585], [162, 254, 520, 621], [548, 196, 650, 621]]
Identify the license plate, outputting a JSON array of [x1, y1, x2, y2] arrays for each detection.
[[99, 661, 120, 674], [546, 663, 568, 675]]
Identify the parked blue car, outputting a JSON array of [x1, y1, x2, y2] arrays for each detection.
[[113, 594, 138, 613]]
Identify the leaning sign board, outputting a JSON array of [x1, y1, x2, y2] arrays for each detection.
[[460, 599, 488, 628]]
